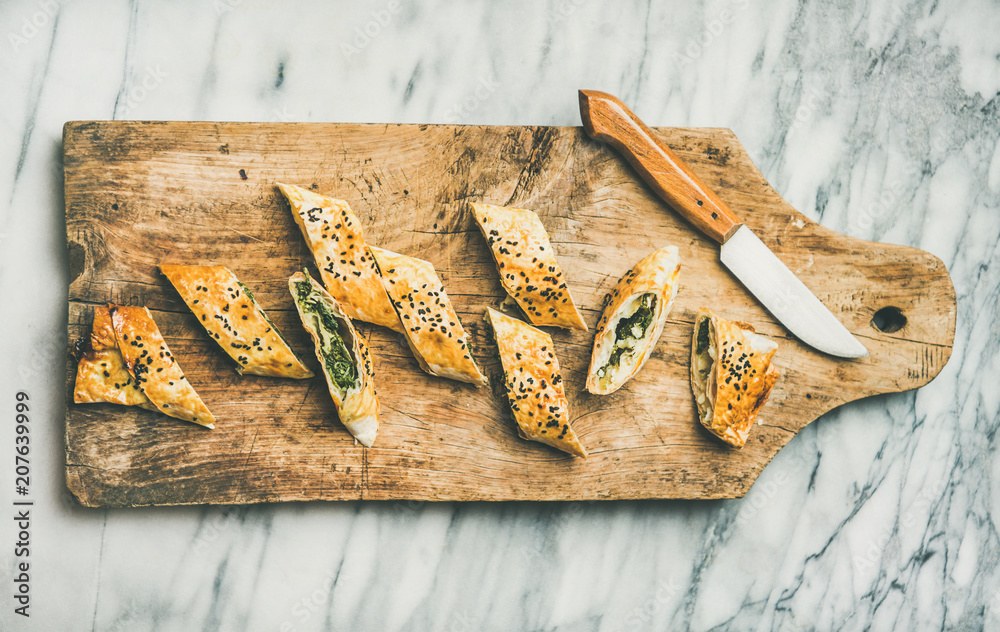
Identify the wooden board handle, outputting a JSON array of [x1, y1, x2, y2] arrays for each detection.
[[579, 89, 744, 244]]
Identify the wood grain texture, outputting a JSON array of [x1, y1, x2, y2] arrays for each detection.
[[63, 121, 956, 507]]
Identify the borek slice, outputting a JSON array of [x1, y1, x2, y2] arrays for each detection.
[[160, 264, 312, 379], [73, 305, 157, 411], [289, 270, 379, 447], [587, 246, 681, 394], [371, 247, 487, 387], [471, 202, 587, 331], [277, 183, 402, 332], [110, 306, 216, 428], [485, 308, 587, 458], [690, 308, 780, 448]]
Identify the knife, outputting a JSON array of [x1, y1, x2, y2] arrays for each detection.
[[578, 89, 868, 358]]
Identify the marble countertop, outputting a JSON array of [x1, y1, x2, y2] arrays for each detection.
[[2, 0, 998, 630]]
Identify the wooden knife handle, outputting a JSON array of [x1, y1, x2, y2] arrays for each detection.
[[578, 89, 743, 244]]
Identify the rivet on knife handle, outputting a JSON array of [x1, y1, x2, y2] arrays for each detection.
[[578, 89, 743, 244]]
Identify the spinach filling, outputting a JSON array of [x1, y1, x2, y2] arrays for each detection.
[[608, 344, 630, 369], [693, 317, 715, 421], [603, 293, 657, 371], [294, 280, 358, 391], [696, 317, 710, 355]]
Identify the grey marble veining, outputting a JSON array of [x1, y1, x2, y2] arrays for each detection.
[[1, 0, 998, 630]]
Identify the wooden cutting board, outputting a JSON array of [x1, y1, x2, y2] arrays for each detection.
[[63, 121, 955, 507]]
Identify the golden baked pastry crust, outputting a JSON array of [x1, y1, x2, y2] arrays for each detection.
[[471, 202, 587, 331], [485, 308, 587, 458], [73, 306, 157, 411], [160, 264, 312, 379], [289, 271, 380, 447], [690, 307, 779, 448], [587, 246, 681, 395], [277, 183, 402, 333], [109, 305, 216, 428], [371, 247, 487, 387]]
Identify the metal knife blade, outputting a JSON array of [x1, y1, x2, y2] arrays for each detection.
[[578, 89, 868, 358], [721, 226, 868, 357]]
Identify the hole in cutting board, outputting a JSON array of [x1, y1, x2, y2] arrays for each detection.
[[871, 306, 906, 333]]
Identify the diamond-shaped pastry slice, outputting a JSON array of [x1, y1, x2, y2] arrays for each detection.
[[277, 183, 402, 332], [471, 202, 587, 331], [485, 307, 586, 458], [160, 264, 312, 379]]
